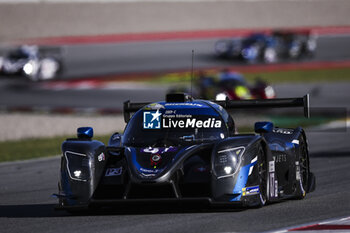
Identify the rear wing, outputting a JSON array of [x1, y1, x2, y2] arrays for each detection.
[[123, 94, 310, 123], [123, 101, 150, 123], [214, 94, 310, 118]]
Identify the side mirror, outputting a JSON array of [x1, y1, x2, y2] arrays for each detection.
[[77, 127, 94, 139], [106, 146, 124, 157], [109, 132, 122, 146], [254, 121, 273, 134]]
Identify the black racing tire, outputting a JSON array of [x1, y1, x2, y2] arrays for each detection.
[[295, 135, 309, 199], [257, 144, 268, 207], [66, 207, 90, 215]]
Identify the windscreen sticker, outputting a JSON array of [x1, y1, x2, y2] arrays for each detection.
[[163, 117, 221, 128], [164, 103, 205, 108], [273, 128, 294, 134], [143, 110, 222, 129], [144, 103, 165, 110]]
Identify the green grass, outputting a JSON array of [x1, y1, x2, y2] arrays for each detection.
[[147, 67, 350, 85], [0, 135, 111, 163], [244, 67, 350, 84]]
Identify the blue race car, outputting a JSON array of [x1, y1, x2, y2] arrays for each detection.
[[55, 93, 315, 212], [215, 30, 317, 63]]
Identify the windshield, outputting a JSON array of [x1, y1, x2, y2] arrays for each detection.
[[8, 51, 29, 60], [123, 103, 228, 147]]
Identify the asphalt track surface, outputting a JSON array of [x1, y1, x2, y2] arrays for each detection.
[[0, 127, 349, 233], [0, 35, 349, 233], [61, 34, 350, 78]]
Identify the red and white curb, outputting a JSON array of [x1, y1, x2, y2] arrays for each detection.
[[269, 216, 350, 232], [0, 105, 122, 115], [21, 26, 350, 46], [39, 80, 158, 91]]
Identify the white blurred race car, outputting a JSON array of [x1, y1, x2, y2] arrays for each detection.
[[0, 45, 62, 81]]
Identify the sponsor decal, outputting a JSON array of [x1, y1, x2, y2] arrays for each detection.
[[269, 160, 275, 172], [152, 154, 161, 162], [97, 152, 105, 162], [275, 179, 278, 198], [140, 167, 161, 174], [105, 167, 122, 177], [273, 128, 293, 134], [143, 110, 162, 129], [269, 172, 275, 198], [268, 160, 278, 198], [274, 154, 287, 163], [142, 147, 160, 154], [296, 161, 301, 181], [150, 154, 162, 167], [140, 146, 177, 154], [242, 186, 260, 196]]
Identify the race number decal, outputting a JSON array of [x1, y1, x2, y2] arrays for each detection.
[[105, 167, 122, 177]]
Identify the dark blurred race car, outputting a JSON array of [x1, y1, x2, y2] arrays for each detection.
[[55, 93, 315, 211], [168, 70, 275, 101], [215, 30, 317, 63], [0, 45, 62, 81]]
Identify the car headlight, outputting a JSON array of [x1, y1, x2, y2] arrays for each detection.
[[23, 63, 34, 75], [264, 85, 275, 99], [214, 146, 245, 178], [65, 151, 91, 181], [215, 93, 227, 101]]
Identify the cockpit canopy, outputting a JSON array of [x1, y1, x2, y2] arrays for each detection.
[[122, 101, 232, 147]]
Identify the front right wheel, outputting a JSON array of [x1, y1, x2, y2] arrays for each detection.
[[257, 144, 268, 206], [295, 136, 309, 199]]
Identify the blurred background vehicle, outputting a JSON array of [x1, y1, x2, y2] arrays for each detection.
[[215, 30, 317, 63], [168, 69, 275, 101], [0, 45, 62, 81]]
